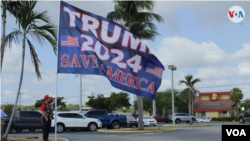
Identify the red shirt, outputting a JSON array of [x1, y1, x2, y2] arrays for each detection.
[[41, 103, 51, 111]]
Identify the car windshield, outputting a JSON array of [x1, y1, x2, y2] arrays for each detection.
[[127, 116, 136, 120], [143, 116, 153, 119]]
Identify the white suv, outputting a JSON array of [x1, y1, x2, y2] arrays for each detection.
[[168, 113, 196, 123], [51, 112, 102, 133]]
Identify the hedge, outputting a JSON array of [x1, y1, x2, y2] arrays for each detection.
[[211, 117, 232, 121]]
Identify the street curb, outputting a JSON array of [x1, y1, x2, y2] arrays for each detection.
[[60, 138, 70, 141], [210, 121, 250, 123], [97, 128, 178, 133], [162, 124, 210, 127], [7, 137, 70, 141]]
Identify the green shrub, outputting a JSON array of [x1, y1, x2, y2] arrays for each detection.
[[235, 116, 239, 122], [211, 117, 232, 121]]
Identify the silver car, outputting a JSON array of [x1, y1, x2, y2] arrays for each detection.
[[168, 113, 196, 123]]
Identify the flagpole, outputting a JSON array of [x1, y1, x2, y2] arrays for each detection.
[[55, 74, 58, 141], [55, 1, 61, 141]]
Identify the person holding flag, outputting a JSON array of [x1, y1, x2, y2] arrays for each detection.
[[41, 95, 56, 141]]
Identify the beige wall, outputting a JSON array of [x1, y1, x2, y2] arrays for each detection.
[[200, 95, 209, 101], [221, 94, 230, 100], [206, 111, 218, 117]]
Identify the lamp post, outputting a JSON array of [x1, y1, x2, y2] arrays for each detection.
[[80, 88, 88, 113], [168, 65, 176, 125]]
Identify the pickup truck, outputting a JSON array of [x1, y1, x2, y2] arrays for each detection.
[[83, 110, 127, 129], [238, 108, 250, 123], [5, 110, 44, 133]]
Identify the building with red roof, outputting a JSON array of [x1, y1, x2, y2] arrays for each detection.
[[193, 92, 235, 118]]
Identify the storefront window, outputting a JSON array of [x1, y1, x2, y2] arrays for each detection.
[[201, 112, 206, 116], [218, 111, 227, 117]]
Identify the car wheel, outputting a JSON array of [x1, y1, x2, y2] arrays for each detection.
[[15, 128, 23, 133], [239, 117, 245, 123], [57, 124, 64, 133], [192, 119, 195, 123], [130, 125, 132, 127], [88, 123, 97, 131], [29, 128, 36, 132], [175, 119, 180, 124], [111, 121, 120, 129], [154, 124, 156, 126]]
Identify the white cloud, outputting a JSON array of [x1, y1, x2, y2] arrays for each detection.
[[154, 1, 250, 33], [158, 79, 172, 91], [194, 67, 237, 80], [231, 43, 250, 61], [237, 61, 250, 77], [156, 36, 228, 68]]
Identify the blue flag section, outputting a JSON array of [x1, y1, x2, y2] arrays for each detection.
[[57, 1, 165, 100]]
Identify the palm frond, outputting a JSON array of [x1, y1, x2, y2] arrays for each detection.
[[114, 4, 125, 14], [191, 78, 201, 86], [134, 1, 154, 12], [4, 29, 23, 49], [107, 11, 123, 22], [134, 12, 164, 23], [179, 80, 188, 86], [27, 38, 42, 80], [189, 85, 200, 96]]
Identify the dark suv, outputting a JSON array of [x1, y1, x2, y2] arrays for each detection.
[[238, 108, 250, 123]]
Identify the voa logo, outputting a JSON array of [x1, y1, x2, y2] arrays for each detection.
[[228, 6, 245, 23], [226, 129, 246, 136]]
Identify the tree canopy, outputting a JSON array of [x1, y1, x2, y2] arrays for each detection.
[[86, 91, 131, 113], [34, 97, 66, 109], [133, 89, 191, 116]]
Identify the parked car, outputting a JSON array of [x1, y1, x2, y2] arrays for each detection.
[[83, 110, 127, 129], [153, 115, 169, 123], [126, 116, 138, 127], [238, 108, 250, 123], [5, 111, 44, 133], [197, 117, 212, 122], [168, 113, 196, 123], [51, 112, 102, 133], [137, 116, 157, 126]]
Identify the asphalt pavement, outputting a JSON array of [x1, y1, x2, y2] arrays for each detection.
[[8, 122, 250, 141]]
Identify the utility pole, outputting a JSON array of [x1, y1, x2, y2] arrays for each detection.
[[134, 94, 136, 114], [168, 65, 176, 125], [80, 74, 82, 113], [19, 93, 23, 110], [152, 99, 156, 116]]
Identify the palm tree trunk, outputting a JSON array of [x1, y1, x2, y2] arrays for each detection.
[[1, 7, 7, 71], [189, 88, 192, 125], [137, 95, 144, 130], [124, 24, 144, 130], [3, 36, 25, 140]]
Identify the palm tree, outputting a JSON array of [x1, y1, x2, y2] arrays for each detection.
[[3, 1, 57, 140], [179, 75, 201, 125], [1, 1, 26, 71], [179, 88, 196, 103], [107, 0, 164, 130], [230, 88, 243, 118]]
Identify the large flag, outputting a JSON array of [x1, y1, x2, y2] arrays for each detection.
[[57, 1, 165, 100]]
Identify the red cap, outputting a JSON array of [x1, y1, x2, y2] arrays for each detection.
[[44, 95, 52, 100]]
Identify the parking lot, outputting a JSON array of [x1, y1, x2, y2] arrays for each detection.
[[8, 122, 250, 141]]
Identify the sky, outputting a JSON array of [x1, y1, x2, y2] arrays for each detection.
[[1, 0, 250, 107]]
